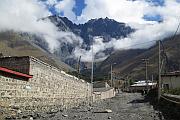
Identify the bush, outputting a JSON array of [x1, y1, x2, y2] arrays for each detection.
[[165, 88, 180, 95]]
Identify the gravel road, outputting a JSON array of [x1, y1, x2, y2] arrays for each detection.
[[34, 93, 163, 120]]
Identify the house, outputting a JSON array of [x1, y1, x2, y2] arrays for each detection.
[[161, 72, 180, 90], [130, 80, 157, 92]]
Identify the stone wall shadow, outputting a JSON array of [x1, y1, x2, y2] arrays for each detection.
[[145, 88, 180, 120]]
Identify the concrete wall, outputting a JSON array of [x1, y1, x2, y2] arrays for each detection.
[[0, 56, 92, 115], [162, 76, 180, 89]]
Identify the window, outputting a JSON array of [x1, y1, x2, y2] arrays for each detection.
[[164, 84, 169, 90]]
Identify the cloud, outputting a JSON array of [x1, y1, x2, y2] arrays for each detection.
[[45, 0, 57, 5], [55, 0, 77, 22], [74, 37, 109, 62], [0, 0, 82, 52], [72, 0, 180, 62], [0, 0, 180, 63], [77, 0, 153, 24]]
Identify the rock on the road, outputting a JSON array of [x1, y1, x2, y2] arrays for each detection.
[[33, 93, 162, 120]]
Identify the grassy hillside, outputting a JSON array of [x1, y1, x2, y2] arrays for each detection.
[[0, 31, 73, 71]]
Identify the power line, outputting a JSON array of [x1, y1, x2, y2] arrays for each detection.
[[159, 19, 180, 72], [170, 19, 180, 42], [116, 40, 157, 50]]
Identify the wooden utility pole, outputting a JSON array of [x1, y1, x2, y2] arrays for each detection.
[[91, 44, 94, 84], [77, 56, 81, 80], [142, 59, 149, 90], [110, 63, 116, 87], [111, 64, 113, 87], [158, 40, 161, 102], [91, 43, 94, 103]]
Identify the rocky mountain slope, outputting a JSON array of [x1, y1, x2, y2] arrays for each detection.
[[95, 35, 180, 81], [0, 31, 73, 71], [0, 16, 134, 75], [47, 15, 134, 65], [48, 15, 134, 45]]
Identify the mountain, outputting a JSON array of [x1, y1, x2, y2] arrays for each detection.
[[0, 16, 134, 73], [79, 17, 133, 44], [46, 15, 134, 66], [95, 35, 180, 81], [0, 31, 73, 71], [48, 16, 134, 46]]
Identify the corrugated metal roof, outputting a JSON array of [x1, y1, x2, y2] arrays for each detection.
[[0, 67, 33, 78], [130, 82, 157, 87]]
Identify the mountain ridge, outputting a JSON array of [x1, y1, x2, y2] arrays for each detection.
[[95, 35, 180, 81]]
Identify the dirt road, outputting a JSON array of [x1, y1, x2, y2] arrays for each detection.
[[35, 93, 163, 120]]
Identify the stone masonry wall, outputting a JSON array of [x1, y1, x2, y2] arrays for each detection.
[[0, 56, 92, 117], [93, 88, 115, 102], [0, 56, 30, 74]]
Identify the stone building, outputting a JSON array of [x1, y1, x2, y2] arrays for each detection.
[[0, 56, 92, 115]]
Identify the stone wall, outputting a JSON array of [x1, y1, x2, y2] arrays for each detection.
[[0, 56, 92, 117], [93, 88, 115, 102], [0, 56, 30, 74]]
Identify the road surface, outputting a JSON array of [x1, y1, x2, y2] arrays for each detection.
[[35, 93, 163, 120]]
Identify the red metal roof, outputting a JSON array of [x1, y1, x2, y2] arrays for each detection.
[[0, 67, 33, 78]]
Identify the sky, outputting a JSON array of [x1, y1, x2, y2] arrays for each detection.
[[0, 0, 180, 62], [43, 0, 168, 23]]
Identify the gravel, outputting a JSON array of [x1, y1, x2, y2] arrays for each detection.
[[24, 93, 164, 120]]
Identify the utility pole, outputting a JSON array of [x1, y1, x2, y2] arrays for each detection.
[[142, 58, 149, 90], [91, 43, 94, 85], [111, 64, 113, 87], [158, 40, 161, 102], [77, 56, 81, 80], [110, 63, 116, 87], [90, 41, 94, 103]]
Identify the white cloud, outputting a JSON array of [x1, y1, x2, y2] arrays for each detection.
[[0, 0, 82, 52], [0, 0, 180, 63], [74, 37, 109, 62], [55, 0, 76, 22], [46, 0, 57, 5], [77, 0, 152, 24], [73, 0, 180, 62]]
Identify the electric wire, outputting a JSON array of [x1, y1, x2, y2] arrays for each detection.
[[115, 40, 158, 50]]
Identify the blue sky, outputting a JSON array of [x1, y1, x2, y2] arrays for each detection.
[[1, 0, 180, 61], [73, 0, 86, 16], [41, 0, 180, 24], [44, 0, 86, 16], [47, 0, 165, 16], [43, 0, 168, 23]]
